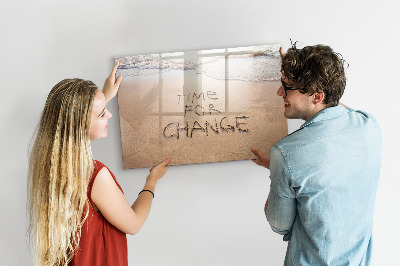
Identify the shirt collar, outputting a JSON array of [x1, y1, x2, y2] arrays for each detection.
[[300, 105, 349, 129]]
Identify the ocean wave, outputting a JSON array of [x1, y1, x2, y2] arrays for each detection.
[[115, 45, 281, 82]]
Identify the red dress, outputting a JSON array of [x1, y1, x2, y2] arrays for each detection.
[[69, 160, 128, 266]]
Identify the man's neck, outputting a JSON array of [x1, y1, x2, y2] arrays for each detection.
[[304, 104, 327, 121]]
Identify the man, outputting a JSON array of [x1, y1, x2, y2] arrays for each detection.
[[252, 44, 381, 265]]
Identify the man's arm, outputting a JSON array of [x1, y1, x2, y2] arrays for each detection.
[[251, 146, 296, 238], [265, 146, 297, 240], [266, 189, 296, 238]]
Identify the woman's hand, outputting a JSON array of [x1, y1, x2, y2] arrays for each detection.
[[251, 147, 270, 169], [146, 158, 171, 186], [103, 61, 123, 103]]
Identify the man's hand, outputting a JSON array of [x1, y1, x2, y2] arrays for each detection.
[[103, 61, 123, 103], [251, 147, 270, 169], [280, 47, 285, 58], [339, 102, 349, 109]]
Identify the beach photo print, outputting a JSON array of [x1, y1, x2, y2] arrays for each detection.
[[115, 44, 287, 169]]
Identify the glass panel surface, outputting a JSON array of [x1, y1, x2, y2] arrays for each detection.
[[116, 44, 287, 169]]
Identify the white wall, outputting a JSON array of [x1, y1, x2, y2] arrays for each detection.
[[1, 0, 398, 265]]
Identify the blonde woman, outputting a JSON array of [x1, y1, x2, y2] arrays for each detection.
[[28, 62, 170, 266]]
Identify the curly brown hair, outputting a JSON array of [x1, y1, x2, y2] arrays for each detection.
[[281, 42, 348, 107]]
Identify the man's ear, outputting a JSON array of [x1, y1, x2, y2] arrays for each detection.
[[313, 92, 325, 104]]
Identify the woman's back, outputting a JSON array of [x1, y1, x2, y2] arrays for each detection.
[[69, 160, 127, 266]]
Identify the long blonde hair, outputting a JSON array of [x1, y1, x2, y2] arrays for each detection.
[[28, 79, 98, 265]]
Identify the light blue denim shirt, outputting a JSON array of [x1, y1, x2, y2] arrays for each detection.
[[266, 105, 382, 266]]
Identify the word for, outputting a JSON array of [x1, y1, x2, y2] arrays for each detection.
[[163, 116, 250, 139], [184, 104, 221, 116]]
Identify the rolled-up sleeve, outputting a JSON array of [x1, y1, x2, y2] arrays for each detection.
[[266, 146, 297, 241]]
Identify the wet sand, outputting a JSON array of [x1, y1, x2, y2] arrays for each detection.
[[118, 71, 287, 169]]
